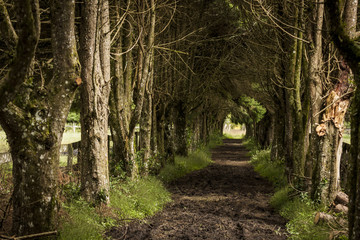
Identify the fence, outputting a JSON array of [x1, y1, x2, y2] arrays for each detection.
[[0, 133, 142, 167], [0, 141, 81, 166]]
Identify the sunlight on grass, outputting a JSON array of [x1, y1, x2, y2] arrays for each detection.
[[62, 131, 81, 145], [110, 176, 171, 220], [0, 131, 9, 153], [343, 134, 350, 144], [60, 156, 78, 167], [59, 177, 171, 240], [223, 129, 245, 139], [59, 201, 105, 240], [158, 150, 213, 183]]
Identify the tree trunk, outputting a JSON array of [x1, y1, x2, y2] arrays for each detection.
[[0, 0, 80, 235], [307, 0, 324, 188], [140, 71, 153, 174], [79, 0, 111, 204], [174, 101, 188, 156]]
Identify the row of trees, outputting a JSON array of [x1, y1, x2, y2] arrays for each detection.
[[228, 0, 360, 239], [2, 0, 360, 238], [0, 0, 240, 236]]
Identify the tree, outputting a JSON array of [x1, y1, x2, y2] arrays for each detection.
[[109, 0, 156, 178], [79, 0, 111, 204], [0, 0, 80, 235], [325, 0, 360, 238]]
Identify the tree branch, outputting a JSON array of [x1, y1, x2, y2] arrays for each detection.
[[0, 0, 18, 46], [0, 0, 40, 109]]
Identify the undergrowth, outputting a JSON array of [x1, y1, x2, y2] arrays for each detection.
[[110, 176, 172, 220], [158, 133, 220, 183], [59, 134, 221, 239], [246, 138, 338, 240], [158, 150, 213, 183], [59, 177, 171, 240]]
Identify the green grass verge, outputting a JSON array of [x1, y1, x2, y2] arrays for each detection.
[[248, 142, 341, 240], [59, 201, 106, 240], [59, 177, 171, 240], [223, 132, 244, 139], [59, 134, 222, 239], [158, 150, 213, 183], [158, 133, 220, 183], [110, 176, 172, 219]]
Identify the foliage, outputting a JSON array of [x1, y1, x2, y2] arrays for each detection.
[[249, 144, 336, 240], [59, 176, 171, 239], [59, 200, 105, 240], [207, 133, 224, 150], [67, 111, 80, 123], [110, 176, 171, 220], [158, 149, 213, 183], [230, 96, 266, 125], [251, 149, 286, 188], [242, 137, 260, 156], [279, 195, 330, 240]]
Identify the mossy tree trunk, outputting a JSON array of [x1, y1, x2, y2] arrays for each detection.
[[0, 0, 80, 235], [79, 0, 111, 204], [306, 0, 324, 188], [310, 0, 353, 205], [325, 0, 360, 238]]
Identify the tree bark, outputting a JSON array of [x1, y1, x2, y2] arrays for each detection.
[[325, 1, 360, 238], [0, 0, 80, 235], [79, 0, 111, 204]]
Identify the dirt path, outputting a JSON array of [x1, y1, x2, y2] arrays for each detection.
[[107, 139, 288, 239]]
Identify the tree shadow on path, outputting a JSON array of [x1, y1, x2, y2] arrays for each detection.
[[107, 139, 288, 240]]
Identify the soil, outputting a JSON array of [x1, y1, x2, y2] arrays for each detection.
[[107, 139, 288, 240]]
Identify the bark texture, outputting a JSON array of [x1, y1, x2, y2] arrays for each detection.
[[79, 0, 111, 204], [0, 0, 80, 235]]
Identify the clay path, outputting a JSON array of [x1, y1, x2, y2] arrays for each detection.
[[107, 139, 288, 239]]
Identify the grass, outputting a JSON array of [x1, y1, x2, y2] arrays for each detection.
[[251, 149, 286, 189], [158, 150, 213, 183], [60, 156, 78, 167], [0, 131, 9, 153], [59, 134, 222, 239], [247, 139, 343, 240], [61, 131, 81, 145], [59, 177, 171, 240], [343, 134, 350, 144], [157, 133, 221, 183], [59, 201, 105, 240], [110, 176, 172, 219]]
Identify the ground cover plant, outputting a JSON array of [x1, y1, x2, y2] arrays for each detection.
[[244, 138, 347, 240], [58, 136, 221, 239]]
